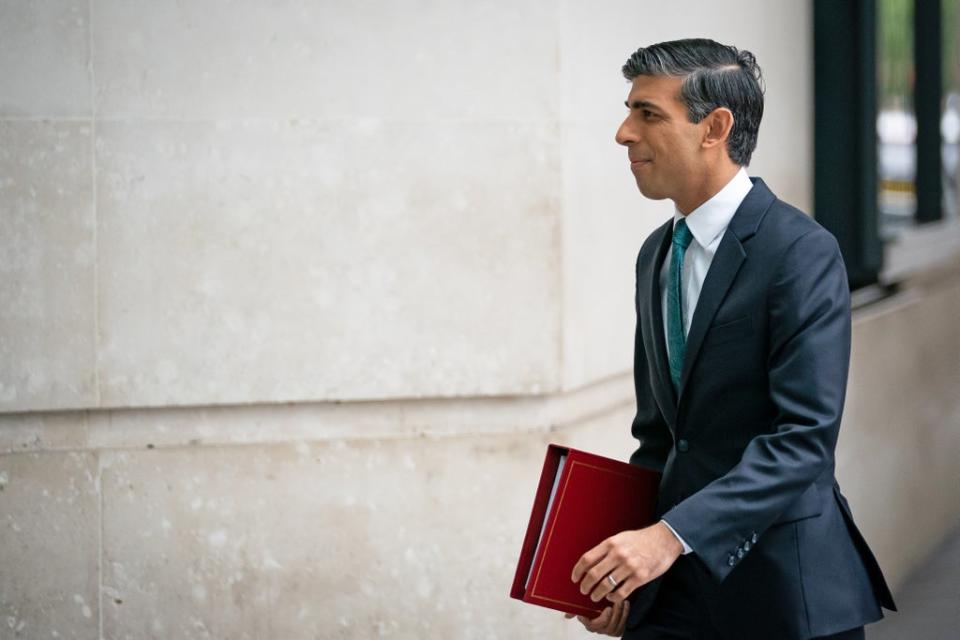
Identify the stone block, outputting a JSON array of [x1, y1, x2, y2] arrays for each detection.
[[92, 0, 557, 121], [0, 121, 96, 412], [0, 0, 91, 116], [95, 119, 561, 406], [100, 433, 603, 639], [0, 450, 100, 640]]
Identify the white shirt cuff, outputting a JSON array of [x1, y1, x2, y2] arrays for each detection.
[[660, 518, 693, 555]]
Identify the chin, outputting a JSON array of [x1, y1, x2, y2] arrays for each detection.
[[635, 180, 668, 201]]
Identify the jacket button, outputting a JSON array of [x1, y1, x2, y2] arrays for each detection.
[[751, 532, 759, 544], [744, 540, 752, 551], [727, 555, 736, 566], [677, 439, 690, 452], [736, 548, 745, 559]]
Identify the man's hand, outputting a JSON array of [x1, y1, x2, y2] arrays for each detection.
[[562, 601, 629, 636], [571, 521, 683, 605]]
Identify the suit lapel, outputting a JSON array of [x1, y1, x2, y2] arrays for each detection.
[[677, 177, 776, 405], [642, 219, 678, 427], [676, 225, 745, 399]]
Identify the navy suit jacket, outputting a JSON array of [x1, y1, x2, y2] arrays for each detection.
[[624, 177, 896, 639]]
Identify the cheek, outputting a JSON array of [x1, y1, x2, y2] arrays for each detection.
[[680, 127, 704, 156], [666, 137, 697, 170]]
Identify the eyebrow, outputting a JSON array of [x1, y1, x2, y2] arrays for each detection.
[[624, 99, 664, 111]]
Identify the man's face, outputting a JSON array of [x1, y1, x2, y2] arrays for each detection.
[[615, 75, 706, 204]]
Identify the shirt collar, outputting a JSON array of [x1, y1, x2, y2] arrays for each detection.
[[672, 167, 753, 248]]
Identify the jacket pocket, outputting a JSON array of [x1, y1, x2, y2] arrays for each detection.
[[771, 483, 823, 525], [706, 315, 753, 346]]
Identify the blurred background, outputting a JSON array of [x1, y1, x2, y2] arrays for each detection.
[[1, 1, 958, 638]]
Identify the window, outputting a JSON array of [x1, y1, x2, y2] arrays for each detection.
[[944, 0, 960, 220], [877, 0, 917, 238], [814, 0, 960, 292]]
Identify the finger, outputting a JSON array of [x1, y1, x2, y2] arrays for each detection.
[[563, 612, 575, 619], [613, 601, 630, 635], [600, 601, 624, 634], [579, 554, 619, 598], [572, 544, 612, 584], [605, 601, 628, 635], [591, 564, 630, 603], [608, 575, 643, 604], [586, 606, 612, 631]]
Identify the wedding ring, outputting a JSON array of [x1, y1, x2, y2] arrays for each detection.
[[607, 574, 618, 588]]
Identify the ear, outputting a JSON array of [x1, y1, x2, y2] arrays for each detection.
[[701, 107, 735, 150]]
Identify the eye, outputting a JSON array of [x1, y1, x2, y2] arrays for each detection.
[[642, 109, 657, 120]]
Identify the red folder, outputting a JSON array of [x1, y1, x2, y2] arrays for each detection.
[[509, 444, 660, 618]]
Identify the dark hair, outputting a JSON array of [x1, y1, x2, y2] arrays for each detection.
[[622, 38, 764, 166]]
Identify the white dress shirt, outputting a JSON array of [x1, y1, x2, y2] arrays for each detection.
[[657, 167, 754, 555]]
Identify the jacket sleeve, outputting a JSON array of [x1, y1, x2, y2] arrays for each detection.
[[628, 250, 673, 473], [660, 227, 851, 582]]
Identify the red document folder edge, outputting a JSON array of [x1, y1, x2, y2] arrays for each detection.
[[509, 444, 660, 618]]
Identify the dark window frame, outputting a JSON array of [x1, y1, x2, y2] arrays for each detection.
[[814, 0, 944, 291]]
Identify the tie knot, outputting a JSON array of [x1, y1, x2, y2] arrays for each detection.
[[673, 219, 693, 250]]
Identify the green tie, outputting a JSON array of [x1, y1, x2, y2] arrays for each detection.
[[668, 219, 693, 392]]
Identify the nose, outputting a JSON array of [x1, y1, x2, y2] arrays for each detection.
[[615, 116, 636, 147]]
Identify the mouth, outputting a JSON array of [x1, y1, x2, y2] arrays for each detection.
[[631, 159, 652, 167]]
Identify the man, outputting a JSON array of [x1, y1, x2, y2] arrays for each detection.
[[564, 39, 896, 639]]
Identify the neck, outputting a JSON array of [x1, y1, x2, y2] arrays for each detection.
[[674, 163, 742, 216]]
